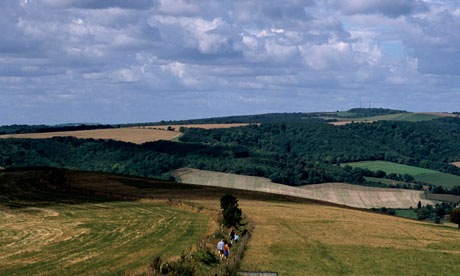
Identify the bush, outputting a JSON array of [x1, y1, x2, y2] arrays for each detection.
[[150, 256, 162, 273], [449, 209, 460, 228], [417, 207, 432, 220], [220, 194, 243, 227], [192, 249, 219, 266]]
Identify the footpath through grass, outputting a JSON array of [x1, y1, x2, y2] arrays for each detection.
[[345, 161, 460, 188], [0, 199, 208, 276]]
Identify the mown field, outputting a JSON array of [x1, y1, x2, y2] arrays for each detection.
[[0, 128, 181, 144], [345, 161, 460, 188], [0, 170, 209, 276], [172, 168, 438, 208], [234, 200, 460, 276], [2, 168, 460, 276], [0, 124, 254, 144]]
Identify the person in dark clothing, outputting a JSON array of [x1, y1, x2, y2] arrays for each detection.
[[229, 229, 235, 244]]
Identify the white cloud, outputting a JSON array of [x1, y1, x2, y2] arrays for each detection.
[[0, 0, 459, 124]]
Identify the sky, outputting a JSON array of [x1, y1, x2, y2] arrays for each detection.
[[1, 0, 460, 125]]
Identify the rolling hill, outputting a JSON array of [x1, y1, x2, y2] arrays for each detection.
[[171, 168, 438, 208], [1, 168, 459, 276]]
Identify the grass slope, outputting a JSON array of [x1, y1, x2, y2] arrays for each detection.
[[345, 161, 460, 188], [0, 170, 208, 276], [323, 112, 441, 123], [2, 168, 460, 276], [236, 200, 460, 276], [172, 168, 438, 208]]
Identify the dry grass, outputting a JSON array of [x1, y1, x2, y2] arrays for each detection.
[[0, 128, 181, 144], [451, 162, 460, 168], [3, 168, 460, 276], [236, 200, 460, 276], [172, 168, 438, 208], [416, 112, 460, 118], [138, 123, 254, 130], [0, 170, 211, 276]]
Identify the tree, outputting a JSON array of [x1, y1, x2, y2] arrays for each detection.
[[220, 194, 242, 227], [417, 208, 432, 220], [449, 209, 460, 228]]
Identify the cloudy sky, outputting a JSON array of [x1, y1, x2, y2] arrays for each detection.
[[1, 0, 460, 124]]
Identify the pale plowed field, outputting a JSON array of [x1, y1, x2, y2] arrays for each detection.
[[172, 168, 438, 208], [451, 162, 460, 168], [0, 128, 181, 144]]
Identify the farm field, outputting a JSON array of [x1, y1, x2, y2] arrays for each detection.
[[426, 193, 460, 203], [344, 161, 460, 188], [324, 112, 442, 125], [0, 128, 181, 144], [417, 112, 460, 118], [0, 170, 209, 275], [2, 168, 460, 276], [394, 209, 418, 219], [451, 162, 460, 168], [231, 200, 460, 276], [172, 168, 438, 208], [364, 176, 410, 186]]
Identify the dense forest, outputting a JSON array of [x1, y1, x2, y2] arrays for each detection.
[[0, 124, 114, 135], [1, 115, 460, 195]]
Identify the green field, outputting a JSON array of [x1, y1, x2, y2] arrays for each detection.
[[395, 209, 418, 219], [345, 161, 460, 188], [0, 171, 208, 276], [355, 113, 441, 122], [322, 112, 441, 122]]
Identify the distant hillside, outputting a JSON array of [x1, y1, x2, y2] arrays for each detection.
[[323, 108, 407, 119], [126, 108, 409, 126], [172, 168, 438, 208], [124, 112, 324, 126]]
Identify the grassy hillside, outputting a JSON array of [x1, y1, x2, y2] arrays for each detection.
[[2, 168, 460, 276], [323, 112, 442, 123], [356, 112, 441, 122], [0, 169, 209, 276], [345, 161, 460, 188], [236, 200, 460, 276], [172, 168, 438, 208]]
